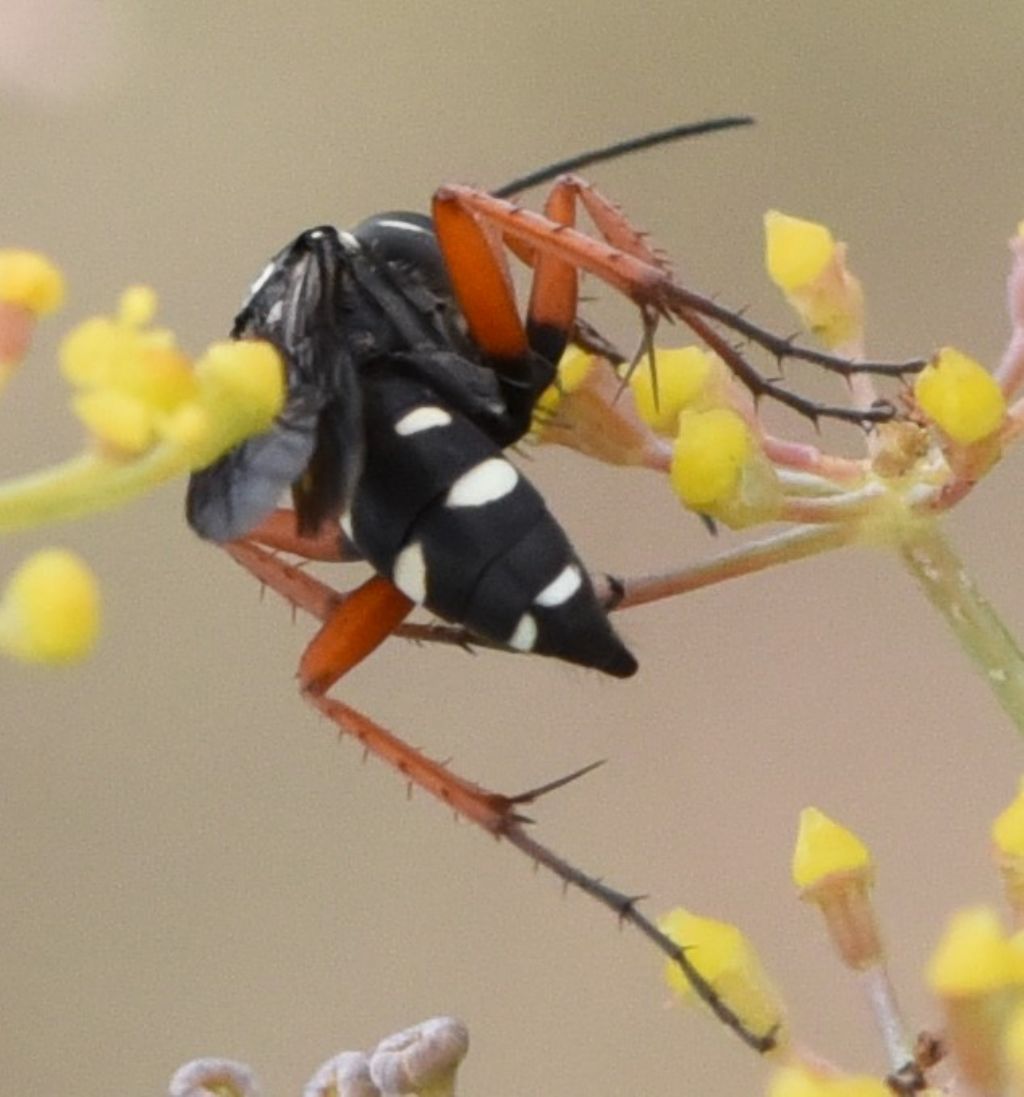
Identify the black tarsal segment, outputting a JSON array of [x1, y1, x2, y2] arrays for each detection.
[[526, 319, 570, 367]]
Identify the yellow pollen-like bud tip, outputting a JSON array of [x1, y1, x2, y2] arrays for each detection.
[[792, 807, 872, 890], [0, 249, 65, 316], [764, 211, 835, 291], [534, 346, 594, 424], [187, 340, 285, 468], [927, 907, 1018, 996], [928, 908, 1022, 1092], [670, 407, 752, 509], [628, 345, 716, 435], [763, 211, 863, 349], [914, 347, 1006, 445], [0, 549, 100, 664], [117, 284, 158, 327]]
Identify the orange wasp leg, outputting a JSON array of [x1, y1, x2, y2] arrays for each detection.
[[243, 507, 350, 561], [225, 537, 522, 833], [429, 194, 530, 363], [433, 175, 660, 370], [434, 183, 670, 314], [435, 182, 898, 425], [223, 529, 780, 1053]]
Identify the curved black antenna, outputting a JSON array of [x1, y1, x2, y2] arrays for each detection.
[[491, 115, 754, 198]]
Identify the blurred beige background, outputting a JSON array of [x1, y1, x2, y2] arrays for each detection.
[[3, 2, 1024, 1094]]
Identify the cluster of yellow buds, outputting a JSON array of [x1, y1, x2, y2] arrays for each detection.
[[0, 250, 285, 665], [534, 209, 1024, 546], [657, 782, 1024, 1096], [530, 212, 1024, 754], [168, 1016, 468, 1097], [534, 338, 782, 527]]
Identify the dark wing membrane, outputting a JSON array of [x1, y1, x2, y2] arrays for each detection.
[[186, 384, 324, 542], [289, 364, 364, 534], [188, 227, 366, 542]]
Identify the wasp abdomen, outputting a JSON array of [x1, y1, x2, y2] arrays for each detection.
[[349, 371, 636, 679]]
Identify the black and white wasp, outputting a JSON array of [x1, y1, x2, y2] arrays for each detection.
[[186, 207, 636, 678], [187, 119, 765, 693]]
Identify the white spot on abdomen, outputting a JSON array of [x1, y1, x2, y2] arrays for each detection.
[[446, 458, 518, 508], [535, 563, 583, 608], [509, 613, 538, 652], [393, 541, 427, 603], [395, 406, 453, 436]]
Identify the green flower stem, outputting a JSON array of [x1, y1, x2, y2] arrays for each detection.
[[899, 519, 1024, 736], [0, 444, 189, 533]]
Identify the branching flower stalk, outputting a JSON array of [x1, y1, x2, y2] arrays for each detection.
[[0, 256, 284, 663], [536, 211, 1024, 736]]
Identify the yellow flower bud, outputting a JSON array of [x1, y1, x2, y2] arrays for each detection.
[[72, 390, 157, 455], [670, 408, 780, 526], [187, 340, 285, 468], [659, 907, 787, 1043], [993, 778, 1024, 920], [764, 211, 863, 349], [792, 807, 872, 889], [0, 549, 100, 664], [928, 908, 1021, 1094], [59, 289, 200, 458], [768, 1065, 892, 1097], [0, 249, 65, 315], [764, 212, 835, 291], [117, 285, 158, 327], [628, 346, 717, 435], [533, 351, 665, 466], [671, 408, 752, 508], [914, 347, 1006, 445], [928, 907, 1019, 996], [534, 346, 595, 425], [793, 808, 882, 970]]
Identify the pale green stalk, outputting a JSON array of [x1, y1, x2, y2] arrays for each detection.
[[899, 519, 1024, 735]]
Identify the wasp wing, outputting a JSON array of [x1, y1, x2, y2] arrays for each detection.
[[186, 230, 365, 542]]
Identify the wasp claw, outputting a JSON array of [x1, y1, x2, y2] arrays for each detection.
[[508, 758, 606, 806]]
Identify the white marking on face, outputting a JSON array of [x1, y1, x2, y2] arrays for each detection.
[[393, 541, 427, 603], [535, 564, 583, 608], [446, 458, 518, 508], [509, 613, 538, 652], [395, 406, 453, 436]]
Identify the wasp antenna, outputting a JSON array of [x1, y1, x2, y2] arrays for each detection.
[[492, 115, 754, 198]]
